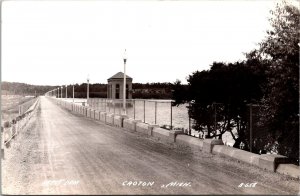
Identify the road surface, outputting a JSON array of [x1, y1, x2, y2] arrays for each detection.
[[2, 97, 299, 195]]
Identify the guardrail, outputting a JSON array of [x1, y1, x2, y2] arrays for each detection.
[[1, 97, 40, 159], [18, 98, 38, 115]]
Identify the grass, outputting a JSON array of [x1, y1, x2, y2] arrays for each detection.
[[1, 95, 34, 124]]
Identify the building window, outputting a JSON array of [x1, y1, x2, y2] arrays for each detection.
[[110, 84, 113, 99], [107, 84, 110, 98], [116, 84, 120, 99], [126, 84, 129, 99]]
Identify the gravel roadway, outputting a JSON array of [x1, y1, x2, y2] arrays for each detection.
[[2, 96, 299, 195]]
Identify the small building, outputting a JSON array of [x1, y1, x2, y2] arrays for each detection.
[[107, 72, 133, 99]]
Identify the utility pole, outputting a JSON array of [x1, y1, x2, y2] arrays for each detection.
[[73, 84, 75, 103], [87, 75, 90, 106], [123, 49, 127, 115], [249, 104, 253, 152], [212, 102, 222, 138]]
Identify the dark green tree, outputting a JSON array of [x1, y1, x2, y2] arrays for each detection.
[[171, 79, 189, 106], [183, 61, 266, 146], [258, 1, 299, 162]]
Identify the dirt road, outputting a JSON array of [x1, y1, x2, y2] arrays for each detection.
[[2, 97, 299, 195]]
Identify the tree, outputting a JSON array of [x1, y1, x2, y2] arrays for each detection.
[[258, 1, 299, 162], [182, 61, 265, 144], [1, 81, 59, 96], [172, 1, 299, 161], [171, 80, 188, 106]]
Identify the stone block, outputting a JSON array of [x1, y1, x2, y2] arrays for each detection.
[[212, 145, 260, 166], [113, 115, 122, 127], [136, 122, 150, 135], [148, 125, 160, 136], [106, 113, 114, 125], [100, 112, 107, 122], [203, 139, 224, 153], [259, 154, 291, 172], [120, 115, 129, 128], [87, 108, 91, 118], [92, 110, 96, 119], [169, 130, 184, 142], [176, 135, 203, 150], [276, 164, 300, 179], [95, 111, 100, 120], [123, 118, 141, 131], [152, 127, 171, 142]]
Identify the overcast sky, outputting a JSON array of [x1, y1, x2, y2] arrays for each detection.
[[2, 0, 281, 86]]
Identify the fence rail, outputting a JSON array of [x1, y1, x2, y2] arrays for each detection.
[[87, 98, 174, 129], [51, 97, 194, 132], [18, 98, 38, 115], [1, 97, 40, 159], [49, 97, 281, 157], [187, 102, 268, 152], [52, 97, 264, 150]]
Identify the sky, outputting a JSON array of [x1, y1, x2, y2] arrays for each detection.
[[1, 0, 283, 86]]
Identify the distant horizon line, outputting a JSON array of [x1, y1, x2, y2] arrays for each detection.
[[1, 80, 188, 87]]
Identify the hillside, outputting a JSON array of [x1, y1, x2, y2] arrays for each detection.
[[1, 82, 58, 96], [1, 81, 174, 99]]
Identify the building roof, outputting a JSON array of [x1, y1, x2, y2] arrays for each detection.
[[108, 72, 132, 80]]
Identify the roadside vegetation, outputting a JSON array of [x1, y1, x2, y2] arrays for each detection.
[[2, 82, 173, 100], [172, 1, 299, 163], [66, 83, 172, 99], [1, 95, 34, 123]]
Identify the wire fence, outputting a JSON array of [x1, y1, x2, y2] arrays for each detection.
[[56, 96, 267, 152], [246, 104, 269, 153], [187, 102, 268, 153], [1, 98, 40, 159], [18, 98, 38, 115], [87, 98, 175, 129]]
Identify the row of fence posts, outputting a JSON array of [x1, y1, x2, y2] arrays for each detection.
[[18, 98, 38, 116], [185, 102, 261, 152], [52, 97, 259, 151], [1, 98, 40, 159], [77, 98, 174, 130], [247, 103, 260, 153]]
